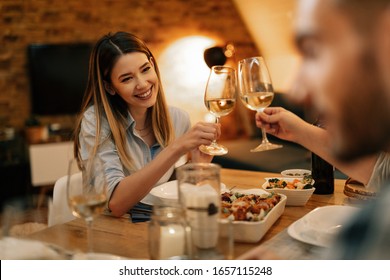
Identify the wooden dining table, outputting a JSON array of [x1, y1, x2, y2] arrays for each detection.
[[27, 168, 353, 259]]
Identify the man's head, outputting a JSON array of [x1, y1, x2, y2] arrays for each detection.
[[292, 0, 390, 160]]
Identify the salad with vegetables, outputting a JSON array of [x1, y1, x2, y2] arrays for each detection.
[[265, 176, 314, 190]]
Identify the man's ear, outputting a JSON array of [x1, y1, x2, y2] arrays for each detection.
[[104, 81, 116, 96]]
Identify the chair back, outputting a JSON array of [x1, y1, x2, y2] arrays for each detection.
[[48, 172, 81, 227]]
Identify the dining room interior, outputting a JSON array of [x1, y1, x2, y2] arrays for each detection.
[[0, 0, 354, 260], [0, 0, 324, 209]]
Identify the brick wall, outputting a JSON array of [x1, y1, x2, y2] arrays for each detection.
[[0, 0, 258, 133]]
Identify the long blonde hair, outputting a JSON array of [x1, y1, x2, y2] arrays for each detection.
[[73, 32, 174, 172]]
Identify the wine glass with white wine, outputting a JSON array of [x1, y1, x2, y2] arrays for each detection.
[[238, 56, 283, 152], [199, 65, 237, 156], [67, 157, 107, 253]]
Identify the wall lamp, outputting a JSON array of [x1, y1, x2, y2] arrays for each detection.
[[203, 43, 235, 68]]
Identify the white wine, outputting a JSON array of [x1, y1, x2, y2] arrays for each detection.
[[205, 98, 236, 117], [240, 92, 274, 111], [69, 194, 107, 219]]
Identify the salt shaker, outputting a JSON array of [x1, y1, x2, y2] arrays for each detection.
[[148, 205, 190, 260]]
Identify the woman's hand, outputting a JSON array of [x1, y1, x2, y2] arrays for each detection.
[[176, 122, 220, 150], [190, 122, 221, 163], [190, 147, 213, 163], [173, 121, 220, 162]]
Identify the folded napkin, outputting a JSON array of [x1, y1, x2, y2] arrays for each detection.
[[129, 202, 153, 223]]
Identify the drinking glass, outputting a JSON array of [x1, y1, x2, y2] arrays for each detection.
[[238, 56, 283, 152], [149, 205, 191, 260], [199, 66, 237, 156], [67, 157, 107, 253], [177, 163, 234, 260]]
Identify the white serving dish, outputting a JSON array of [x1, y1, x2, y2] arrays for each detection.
[[287, 205, 359, 247], [149, 180, 227, 205], [281, 169, 311, 178], [262, 177, 315, 206], [219, 188, 287, 243]]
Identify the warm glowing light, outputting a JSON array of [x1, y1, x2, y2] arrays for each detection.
[[158, 36, 217, 123], [204, 112, 216, 123], [224, 43, 235, 58]]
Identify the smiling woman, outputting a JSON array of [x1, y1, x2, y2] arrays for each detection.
[[71, 32, 220, 218]]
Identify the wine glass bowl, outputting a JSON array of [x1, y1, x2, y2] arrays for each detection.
[[67, 157, 107, 252], [239, 91, 274, 111], [205, 98, 235, 118], [238, 56, 283, 152], [199, 65, 237, 156], [68, 188, 107, 222]]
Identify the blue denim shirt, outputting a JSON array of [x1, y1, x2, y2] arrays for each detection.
[[79, 106, 191, 204]]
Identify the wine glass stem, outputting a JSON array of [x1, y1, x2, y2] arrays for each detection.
[[256, 109, 270, 144], [86, 218, 93, 252], [210, 117, 220, 146], [261, 128, 270, 144]]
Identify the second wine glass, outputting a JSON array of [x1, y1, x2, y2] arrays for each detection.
[[67, 157, 107, 253], [199, 66, 237, 156], [238, 56, 283, 152]]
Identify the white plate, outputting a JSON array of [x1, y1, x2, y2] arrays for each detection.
[[149, 180, 227, 203], [219, 188, 287, 243], [287, 205, 359, 247], [281, 169, 311, 178]]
